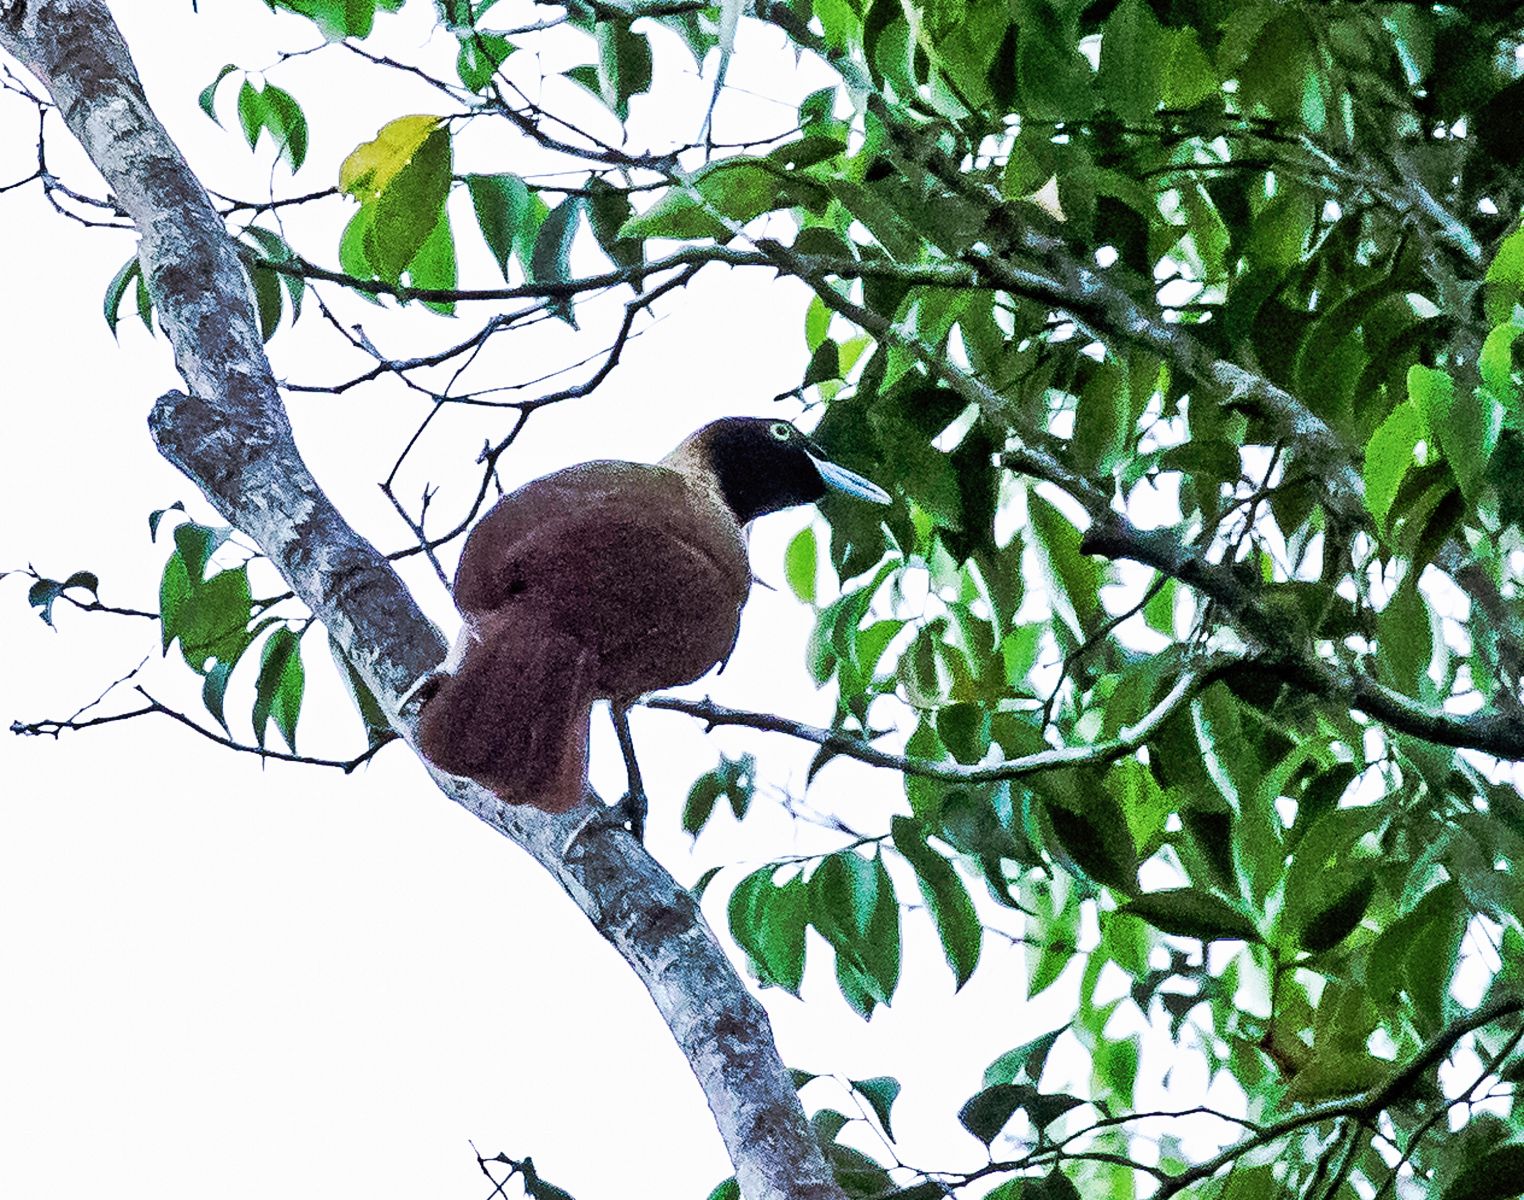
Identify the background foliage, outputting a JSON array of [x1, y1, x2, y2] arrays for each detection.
[[11, 0, 1524, 1196]]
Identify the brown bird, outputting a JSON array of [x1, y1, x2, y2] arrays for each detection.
[[414, 416, 890, 831]]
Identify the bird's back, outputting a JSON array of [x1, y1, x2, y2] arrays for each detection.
[[452, 460, 752, 698]]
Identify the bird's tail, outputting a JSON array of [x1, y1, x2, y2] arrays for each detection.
[[415, 616, 596, 813]]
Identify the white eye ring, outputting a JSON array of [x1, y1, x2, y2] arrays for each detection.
[[769, 421, 793, 441]]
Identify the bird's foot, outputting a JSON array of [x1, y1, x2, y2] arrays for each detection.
[[567, 792, 643, 848], [611, 788, 647, 843]]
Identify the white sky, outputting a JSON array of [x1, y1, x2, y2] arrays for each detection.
[[0, 3, 1235, 1197]]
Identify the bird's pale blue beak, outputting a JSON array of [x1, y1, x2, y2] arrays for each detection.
[[808, 452, 892, 505]]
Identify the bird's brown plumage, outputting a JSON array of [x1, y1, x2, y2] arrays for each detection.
[[415, 417, 889, 813]]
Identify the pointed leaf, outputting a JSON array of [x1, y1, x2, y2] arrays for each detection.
[[891, 816, 982, 988], [849, 1076, 900, 1142], [1120, 888, 1260, 943], [467, 173, 528, 281], [198, 64, 239, 122]]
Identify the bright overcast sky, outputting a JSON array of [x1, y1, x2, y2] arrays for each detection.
[[0, 4, 1233, 1197]]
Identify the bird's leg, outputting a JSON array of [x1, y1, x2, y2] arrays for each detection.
[[610, 702, 648, 842]]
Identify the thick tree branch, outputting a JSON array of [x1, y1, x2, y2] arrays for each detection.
[[0, 5, 841, 1198]]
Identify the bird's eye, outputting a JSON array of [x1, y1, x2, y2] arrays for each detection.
[[769, 421, 793, 441]]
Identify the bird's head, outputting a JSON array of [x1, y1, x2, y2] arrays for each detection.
[[680, 417, 891, 524]]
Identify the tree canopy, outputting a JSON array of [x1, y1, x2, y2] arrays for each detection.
[[6, 0, 1524, 1198]]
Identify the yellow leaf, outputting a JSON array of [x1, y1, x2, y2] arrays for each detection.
[[339, 115, 445, 201]]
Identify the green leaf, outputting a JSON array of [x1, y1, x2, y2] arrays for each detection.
[[340, 116, 451, 281], [243, 226, 303, 320], [1161, 28, 1218, 109], [1364, 401, 1421, 532], [690, 865, 724, 902], [1044, 800, 1138, 894], [981, 1030, 1066, 1091], [25, 577, 64, 626], [984, 1026, 1066, 1090], [1280, 804, 1386, 946], [891, 816, 982, 988], [1071, 356, 1132, 476], [1378, 579, 1434, 694], [1296, 873, 1375, 953], [849, 1076, 900, 1142], [1244, 188, 1314, 269], [683, 771, 724, 836], [530, 195, 584, 325], [198, 64, 238, 123], [804, 294, 833, 354], [252, 625, 304, 752], [804, 339, 840, 388], [260, 84, 308, 171], [784, 525, 818, 605], [103, 256, 143, 337], [702, 1181, 739, 1200], [250, 264, 283, 341], [1479, 319, 1522, 405], [339, 204, 376, 282], [269, 0, 402, 39], [1485, 220, 1524, 324], [180, 569, 255, 670], [682, 752, 755, 835], [329, 635, 392, 747], [594, 20, 652, 119], [62, 570, 98, 595], [1096, 0, 1164, 123], [1027, 494, 1103, 637], [173, 521, 231, 584], [134, 266, 153, 330], [1016, 10, 1095, 121], [1441, 389, 1505, 506], [959, 1083, 1085, 1144], [809, 850, 892, 1004], [456, 31, 513, 91], [728, 867, 806, 994], [1443, 1143, 1524, 1200], [408, 209, 457, 314], [236, 80, 264, 150], [619, 160, 797, 242], [518, 1155, 577, 1200], [864, 851, 901, 1004], [1283, 1047, 1387, 1104], [1119, 888, 1260, 943], [202, 659, 235, 734], [584, 177, 642, 273]]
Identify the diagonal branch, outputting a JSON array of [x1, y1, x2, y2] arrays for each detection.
[[1152, 994, 1524, 1198], [0, 5, 842, 1199], [1001, 447, 1524, 760]]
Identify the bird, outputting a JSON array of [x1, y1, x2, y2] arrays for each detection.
[[414, 416, 890, 832]]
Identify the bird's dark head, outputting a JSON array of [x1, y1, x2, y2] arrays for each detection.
[[682, 417, 891, 525]]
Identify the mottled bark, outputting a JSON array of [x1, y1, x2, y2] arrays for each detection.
[[0, 4, 842, 1197]]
